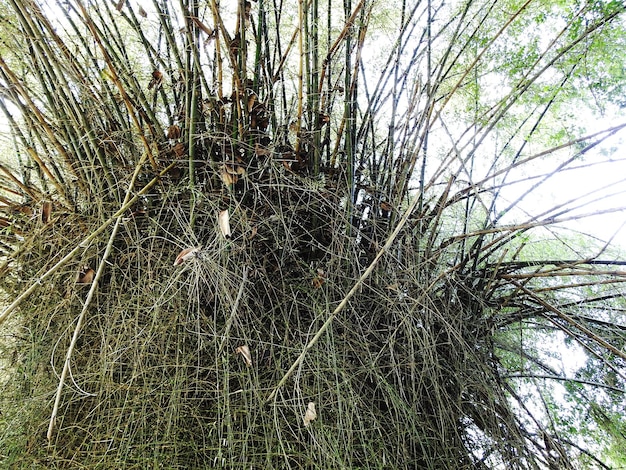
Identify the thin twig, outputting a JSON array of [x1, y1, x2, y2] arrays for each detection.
[[0, 162, 175, 327], [511, 280, 626, 362], [219, 267, 248, 352], [266, 186, 423, 402], [47, 216, 122, 441]]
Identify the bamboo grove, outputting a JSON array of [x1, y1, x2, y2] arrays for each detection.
[[0, 0, 626, 468]]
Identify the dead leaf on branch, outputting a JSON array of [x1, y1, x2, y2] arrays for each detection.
[[172, 142, 186, 157], [248, 225, 258, 240], [235, 345, 252, 366], [254, 143, 271, 157], [303, 402, 317, 426], [312, 269, 325, 289], [173, 247, 201, 266], [41, 200, 52, 224], [167, 124, 181, 140], [224, 163, 246, 176], [148, 70, 163, 89], [76, 267, 95, 285], [220, 170, 237, 187]]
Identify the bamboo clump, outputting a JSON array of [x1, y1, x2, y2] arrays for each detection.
[[0, 1, 625, 468]]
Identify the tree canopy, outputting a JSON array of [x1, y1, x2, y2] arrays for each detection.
[[0, 0, 625, 468]]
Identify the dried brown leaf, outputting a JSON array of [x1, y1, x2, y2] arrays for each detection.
[[248, 225, 258, 240], [173, 247, 201, 266], [148, 70, 163, 89], [224, 164, 246, 176], [76, 267, 95, 285], [41, 201, 52, 224], [172, 142, 186, 157], [220, 170, 237, 187], [254, 143, 271, 157], [167, 124, 181, 140]]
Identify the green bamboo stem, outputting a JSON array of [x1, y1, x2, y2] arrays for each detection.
[[76, 0, 158, 170]]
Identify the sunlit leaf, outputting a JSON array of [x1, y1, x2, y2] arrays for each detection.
[[303, 402, 317, 426], [218, 210, 231, 239], [235, 345, 252, 366]]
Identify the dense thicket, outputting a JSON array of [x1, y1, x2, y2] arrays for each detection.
[[1, 0, 625, 468]]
